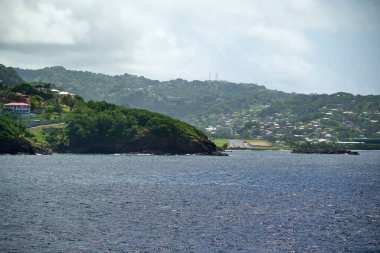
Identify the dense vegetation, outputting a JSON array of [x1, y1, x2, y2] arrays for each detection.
[[16, 66, 380, 142], [0, 75, 218, 154], [15, 66, 292, 118], [62, 100, 215, 154], [0, 114, 37, 154], [0, 114, 25, 140], [0, 64, 25, 86]]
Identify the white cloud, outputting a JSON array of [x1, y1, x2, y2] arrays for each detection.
[[254, 55, 316, 93], [0, 1, 90, 45], [0, 0, 379, 94], [249, 26, 312, 53]]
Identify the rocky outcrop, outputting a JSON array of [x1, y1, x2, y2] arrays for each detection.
[[124, 134, 217, 155], [34, 144, 54, 155], [0, 137, 36, 155], [292, 148, 359, 155], [0, 138, 54, 155]]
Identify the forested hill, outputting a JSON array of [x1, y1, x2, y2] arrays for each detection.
[[0, 64, 24, 86], [15, 66, 380, 141], [15, 66, 293, 117], [0, 80, 220, 155]]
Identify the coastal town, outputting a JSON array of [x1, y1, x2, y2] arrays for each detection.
[[2, 88, 379, 150], [196, 103, 380, 146]]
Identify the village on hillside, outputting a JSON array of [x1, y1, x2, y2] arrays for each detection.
[[0, 83, 77, 128], [202, 108, 380, 142]]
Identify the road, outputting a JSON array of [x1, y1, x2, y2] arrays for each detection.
[[228, 139, 250, 148]]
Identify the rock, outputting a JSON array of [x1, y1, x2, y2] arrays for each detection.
[[34, 145, 53, 155], [0, 137, 36, 155], [291, 148, 359, 155]]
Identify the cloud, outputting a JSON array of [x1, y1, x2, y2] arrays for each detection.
[[0, 0, 379, 94], [0, 1, 90, 45]]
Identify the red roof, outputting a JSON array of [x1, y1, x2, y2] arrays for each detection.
[[4, 102, 30, 106]]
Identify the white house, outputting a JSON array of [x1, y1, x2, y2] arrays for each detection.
[[4, 102, 30, 114], [51, 89, 75, 96]]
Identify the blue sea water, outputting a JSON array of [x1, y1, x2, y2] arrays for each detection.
[[0, 150, 379, 252]]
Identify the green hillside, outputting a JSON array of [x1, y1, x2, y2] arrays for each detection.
[[0, 64, 24, 86], [0, 78, 219, 155], [0, 114, 36, 154], [15, 66, 293, 118], [15, 66, 380, 142], [60, 100, 217, 154]]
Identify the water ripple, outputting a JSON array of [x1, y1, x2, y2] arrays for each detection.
[[1, 151, 379, 252]]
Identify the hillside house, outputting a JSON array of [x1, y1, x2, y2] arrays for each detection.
[[3, 102, 30, 114], [51, 89, 75, 96], [15, 93, 31, 104]]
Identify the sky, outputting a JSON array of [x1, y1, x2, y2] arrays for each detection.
[[0, 0, 379, 95]]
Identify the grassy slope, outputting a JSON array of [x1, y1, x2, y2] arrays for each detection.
[[27, 123, 66, 145], [213, 139, 229, 148], [212, 139, 289, 150]]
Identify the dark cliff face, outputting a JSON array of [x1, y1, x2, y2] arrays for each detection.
[[57, 133, 219, 155], [124, 133, 218, 155], [0, 138, 36, 155]]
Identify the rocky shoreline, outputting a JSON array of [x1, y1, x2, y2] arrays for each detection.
[[292, 148, 359, 155], [0, 138, 37, 155], [0, 138, 53, 155], [0, 137, 227, 156]]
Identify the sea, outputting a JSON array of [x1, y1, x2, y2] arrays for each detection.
[[0, 150, 379, 252]]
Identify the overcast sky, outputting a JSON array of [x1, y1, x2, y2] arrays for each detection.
[[0, 0, 379, 94]]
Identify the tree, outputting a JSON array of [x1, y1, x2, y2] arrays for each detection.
[[61, 95, 75, 111], [0, 114, 25, 140]]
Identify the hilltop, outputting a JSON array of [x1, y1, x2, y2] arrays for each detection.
[[15, 66, 380, 144], [0, 64, 25, 86], [15, 66, 292, 119], [0, 70, 220, 155]]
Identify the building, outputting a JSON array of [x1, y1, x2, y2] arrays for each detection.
[[51, 89, 75, 96], [3, 102, 30, 114], [15, 93, 31, 104]]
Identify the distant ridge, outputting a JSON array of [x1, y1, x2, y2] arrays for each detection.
[[0, 64, 24, 86], [14, 65, 380, 141], [15, 65, 291, 117]]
